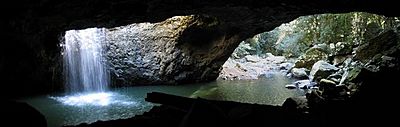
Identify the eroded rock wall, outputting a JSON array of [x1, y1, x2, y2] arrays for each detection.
[[106, 16, 227, 85]]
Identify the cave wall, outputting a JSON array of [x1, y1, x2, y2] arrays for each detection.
[[1, 0, 399, 97], [106, 15, 227, 85]]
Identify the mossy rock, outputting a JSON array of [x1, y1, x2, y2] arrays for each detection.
[[294, 47, 328, 69]]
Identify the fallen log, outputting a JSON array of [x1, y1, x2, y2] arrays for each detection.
[[145, 92, 196, 109]]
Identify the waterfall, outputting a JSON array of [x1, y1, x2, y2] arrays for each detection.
[[63, 28, 109, 92]]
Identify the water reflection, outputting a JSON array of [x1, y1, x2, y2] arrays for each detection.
[[50, 92, 136, 106], [21, 74, 304, 127]]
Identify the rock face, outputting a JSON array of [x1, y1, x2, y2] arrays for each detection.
[[309, 60, 339, 82], [355, 29, 400, 63], [218, 55, 287, 80], [106, 16, 225, 85], [1, 0, 399, 96]]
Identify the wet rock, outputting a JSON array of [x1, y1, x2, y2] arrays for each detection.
[[285, 84, 297, 89], [294, 47, 329, 69], [291, 68, 309, 79], [286, 73, 293, 78], [310, 60, 339, 82], [294, 80, 313, 89]]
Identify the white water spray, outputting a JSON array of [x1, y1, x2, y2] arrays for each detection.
[[63, 28, 109, 92]]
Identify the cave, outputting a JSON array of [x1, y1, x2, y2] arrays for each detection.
[[1, 0, 400, 127]]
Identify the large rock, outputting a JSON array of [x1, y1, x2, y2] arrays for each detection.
[[355, 29, 400, 63], [106, 16, 226, 85], [291, 68, 309, 79], [310, 60, 339, 82], [294, 46, 329, 69]]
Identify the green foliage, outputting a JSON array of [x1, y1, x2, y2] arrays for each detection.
[[234, 12, 400, 58]]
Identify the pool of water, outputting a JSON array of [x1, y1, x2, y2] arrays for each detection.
[[19, 73, 304, 127]]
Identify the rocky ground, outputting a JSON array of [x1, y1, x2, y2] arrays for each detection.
[[218, 53, 294, 80], [218, 26, 400, 124]]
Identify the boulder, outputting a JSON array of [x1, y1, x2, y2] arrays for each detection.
[[319, 79, 350, 100], [294, 46, 329, 69], [294, 80, 314, 89], [310, 60, 339, 82], [291, 68, 309, 79], [355, 29, 399, 63], [319, 79, 336, 90]]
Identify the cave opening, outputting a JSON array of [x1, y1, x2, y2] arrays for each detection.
[[220, 12, 399, 88], [15, 12, 399, 127], [3, 1, 400, 125]]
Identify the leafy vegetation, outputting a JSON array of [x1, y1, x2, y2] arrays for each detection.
[[233, 12, 400, 58]]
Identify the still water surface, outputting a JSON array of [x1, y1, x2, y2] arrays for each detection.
[[20, 73, 304, 127]]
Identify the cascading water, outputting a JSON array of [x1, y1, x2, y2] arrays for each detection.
[[63, 28, 109, 92]]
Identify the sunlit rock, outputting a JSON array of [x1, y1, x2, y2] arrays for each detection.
[[310, 60, 339, 82], [291, 68, 309, 79]]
